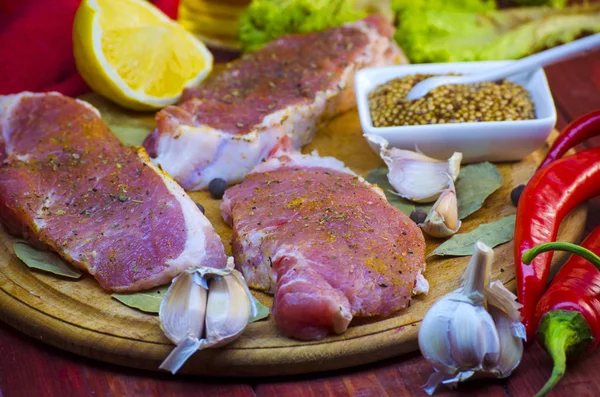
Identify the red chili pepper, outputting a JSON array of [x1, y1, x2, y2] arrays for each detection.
[[514, 146, 600, 341], [151, 0, 180, 19], [538, 109, 600, 170], [521, 227, 600, 396]]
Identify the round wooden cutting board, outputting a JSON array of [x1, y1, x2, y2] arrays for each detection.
[[0, 101, 587, 377]]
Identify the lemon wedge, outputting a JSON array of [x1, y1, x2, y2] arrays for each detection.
[[73, 0, 213, 110]]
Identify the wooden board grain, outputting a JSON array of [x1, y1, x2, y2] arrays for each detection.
[[0, 97, 587, 377]]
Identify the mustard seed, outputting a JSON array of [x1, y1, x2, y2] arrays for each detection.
[[369, 74, 535, 127]]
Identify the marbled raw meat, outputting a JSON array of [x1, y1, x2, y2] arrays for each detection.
[[221, 148, 427, 340], [144, 15, 405, 191], [0, 92, 227, 291]]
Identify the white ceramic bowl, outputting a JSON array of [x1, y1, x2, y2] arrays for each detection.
[[355, 61, 557, 163]]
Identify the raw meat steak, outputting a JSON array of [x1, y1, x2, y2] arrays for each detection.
[[144, 15, 405, 191], [0, 92, 227, 292], [221, 149, 428, 340]]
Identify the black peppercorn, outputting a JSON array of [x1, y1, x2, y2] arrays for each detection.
[[208, 178, 228, 200], [511, 184, 526, 206], [410, 209, 428, 225]]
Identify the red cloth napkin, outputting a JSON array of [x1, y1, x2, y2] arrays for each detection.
[[0, 0, 179, 97]]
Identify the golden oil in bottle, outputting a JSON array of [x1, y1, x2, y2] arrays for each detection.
[[177, 0, 251, 50]]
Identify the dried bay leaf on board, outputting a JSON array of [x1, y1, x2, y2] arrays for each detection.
[[13, 241, 82, 279], [428, 215, 516, 257], [250, 296, 270, 322], [456, 162, 503, 220], [112, 285, 170, 314], [79, 93, 153, 146]]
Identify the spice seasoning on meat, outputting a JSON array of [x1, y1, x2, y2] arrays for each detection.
[[369, 74, 535, 127]]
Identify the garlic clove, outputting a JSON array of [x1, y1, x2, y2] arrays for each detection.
[[159, 271, 208, 345], [158, 271, 208, 374], [158, 261, 255, 374], [419, 180, 461, 238], [486, 305, 524, 378], [365, 134, 462, 203], [448, 303, 500, 371], [419, 296, 461, 374], [205, 269, 252, 348]]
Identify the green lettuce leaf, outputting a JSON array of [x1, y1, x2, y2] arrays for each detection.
[[239, 0, 366, 53], [395, 4, 600, 64]]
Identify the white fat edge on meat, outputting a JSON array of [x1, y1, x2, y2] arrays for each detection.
[[0, 94, 20, 160], [152, 17, 401, 192], [131, 148, 226, 290], [152, 83, 346, 192], [152, 124, 286, 191], [251, 150, 354, 175]]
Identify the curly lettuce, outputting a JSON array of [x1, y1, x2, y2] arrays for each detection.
[[395, 4, 600, 63], [392, 0, 496, 12], [238, 0, 366, 53], [508, 0, 566, 6]]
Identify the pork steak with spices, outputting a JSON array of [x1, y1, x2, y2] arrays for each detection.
[[144, 15, 405, 191], [221, 149, 428, 340], [0, 92, 227, 292]]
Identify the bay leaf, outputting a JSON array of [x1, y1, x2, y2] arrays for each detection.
[[456, 162, 503, 220], [250, 296, 270, 322], [428, 215, 516, 257], [112, 285, 169, 314], [79, 93, 153, 146], [13, 242, 82, 279]]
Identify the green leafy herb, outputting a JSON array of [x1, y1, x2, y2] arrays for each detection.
[[250, 296, 270, 322], [79, 93, 153, 146], [393, 3, 600, 64], [428, 215, 516, 257], [239, 0, 366, 53], [112, 285, 169, 313], [456, 162, 503, 220], [13, 242, 82, 279]]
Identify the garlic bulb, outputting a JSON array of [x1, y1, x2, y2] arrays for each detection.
[[158, 259, 256, 374], [205, 269, 252, 348], [418, 241, 525, 395], [419, 179, 461, 238], [365, 134, 462, 203]]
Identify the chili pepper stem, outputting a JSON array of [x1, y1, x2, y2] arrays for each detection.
[[523, 242, 600, 271], [535, 310, 593, 397]]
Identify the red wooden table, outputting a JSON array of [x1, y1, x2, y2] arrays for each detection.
[[1, 50, 599, 397]]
